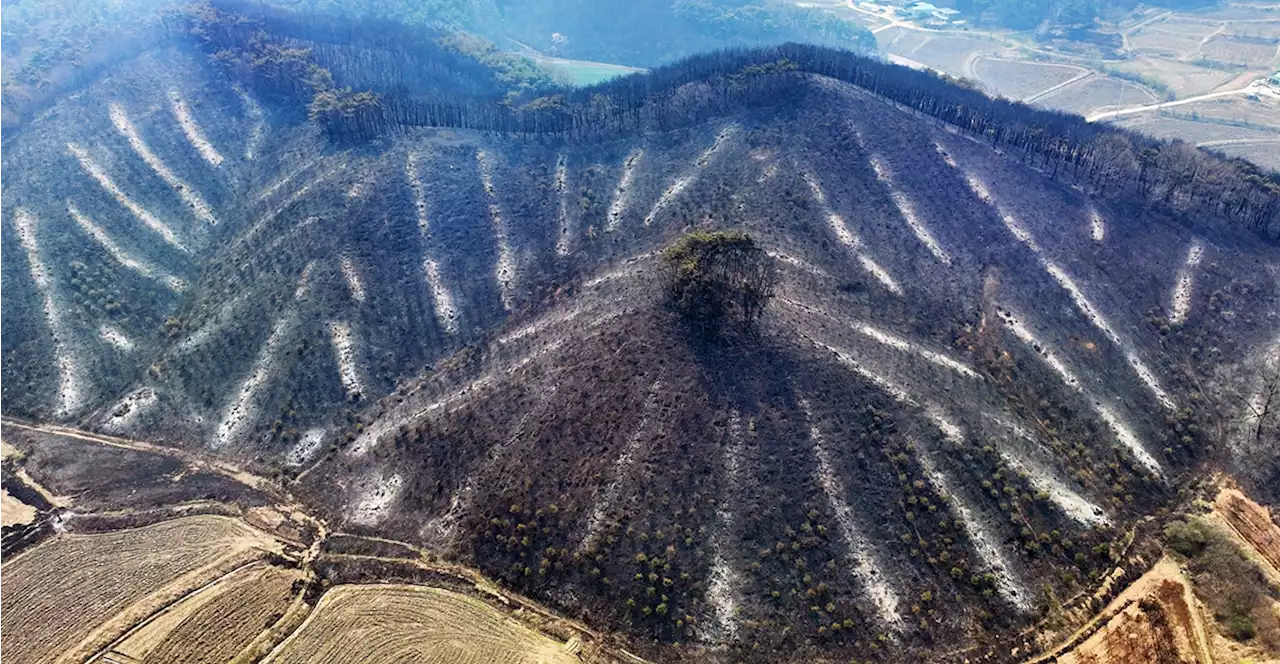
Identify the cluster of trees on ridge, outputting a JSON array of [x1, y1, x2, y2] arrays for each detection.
[[185, 3, 1280, 242]]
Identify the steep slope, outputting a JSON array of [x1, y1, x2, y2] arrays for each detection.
[[2, 14, 1279, 663]]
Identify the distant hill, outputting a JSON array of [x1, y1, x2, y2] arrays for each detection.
[[2, 3, 1278, 661]]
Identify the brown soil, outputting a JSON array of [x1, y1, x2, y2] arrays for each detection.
[[1033, 557, 1212, 664], [1214, 488, 1280, 578]]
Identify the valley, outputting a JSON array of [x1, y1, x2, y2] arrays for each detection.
[[802, 0, 1280, 170]]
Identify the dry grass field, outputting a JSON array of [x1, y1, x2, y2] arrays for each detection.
[[264, 584, 580, 664], [0, 515, 280, 664], [972, 57, 1086, 100], [1107, 56, 1239, 97], [1, 487, 36, 526], [1201, 36, 1279, 67], [1214, 488, 1280, 577], [96, 562, 302, 664], [1035, 76, 1160, 115], [1050, 559, 1213, 664]]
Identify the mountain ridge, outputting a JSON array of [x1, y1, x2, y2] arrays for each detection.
[[2, 9, 1279, 660]]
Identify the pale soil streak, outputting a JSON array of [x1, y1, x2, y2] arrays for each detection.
[[577, 377, 665, 554], [101, 387, 159, 433], [476, 150, 517, 310], [807, 336, 1032, 611], [555, 154, 572, 256], [2, 488, 37, 527], [174, 295, 248, 355], [326, 322, 364, 400], [109, 103, 218, 225], [868, 155, 951, 264], [338, 254, 366, 303], [66, 143, 190, 253], [1169, 239, 1205, 326], [768, 250, 834, 280], [349, 470, 404, 526], [916, 451, 1033, 612], [996, 306, 1162, 475], [13, 208, 89, 418], [989, 419, 1110, 527], [213, 264, 313, 449], [606, 149, 644, 231], [233, 85, 265, 161], [799, 399, 903, 628], [781, 297, 976, 379], [424, 259, 460, 334], [966, 171, 1175, 411], [285, 428, 327, 467], [169, 89, 224, 167], [1088, 207, 1106, 242], [98, 324, 135, 352], [643, 125, 736, 227], [703, 412, 748, 643], [68, 203, 187, 291], [406, 153, 462, 332], [255, 159, 319, 203], [802, 173, 902, 294]]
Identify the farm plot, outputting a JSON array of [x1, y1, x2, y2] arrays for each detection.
[[906, 35, 996, 78], [1129, 20, 1221, 57], [133, 564, 301, 664], [264, 584, 579, 664], [1173, 95, 1280, 130], [972, 57, 1086, 100], [1213, 488, 1280, 575], [1114, 114, 1279, 144], [0, 515, 279, 664], [1210, 142, 1280, 172], [1106, 56, 1238, 97], [1, 487, 36, 526], [1223, 20, 1280, 40], [1036, 76, 1159, 116], [1201, 35, 1278, 67], [1053, 559, 1211, 664]]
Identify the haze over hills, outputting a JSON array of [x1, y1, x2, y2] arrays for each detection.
[[2, 1, 1280, 662]]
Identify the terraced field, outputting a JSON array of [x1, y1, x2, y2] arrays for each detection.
[[972, 58, 1086, 101], [264, 584, 579, 664], [0, 515, 279, 664]]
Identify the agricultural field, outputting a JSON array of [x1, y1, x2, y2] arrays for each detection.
[[1034, 75, 1160, 116], [0, 515, 280, 664], [1105, 56, 1240, 98], [1209, 141, 1280, 172], [1173, 94, 1280, 129], [1201, 35, 1279, 67], [888, 34, 999, 78], [1, 487, 36, 526], [264, 584, 580, 664], [1113, 113, 1280, 145], [1128, 19, 1222, 57], [106, 563, 302, 664], [1049, 558, 1212, 664], [972, 57, 1086, 101]]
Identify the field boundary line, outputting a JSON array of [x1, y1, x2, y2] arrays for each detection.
[[85, 560, 269, 664]]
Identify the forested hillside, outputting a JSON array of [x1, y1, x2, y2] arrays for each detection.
[[2, 3, 1278, 662]]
